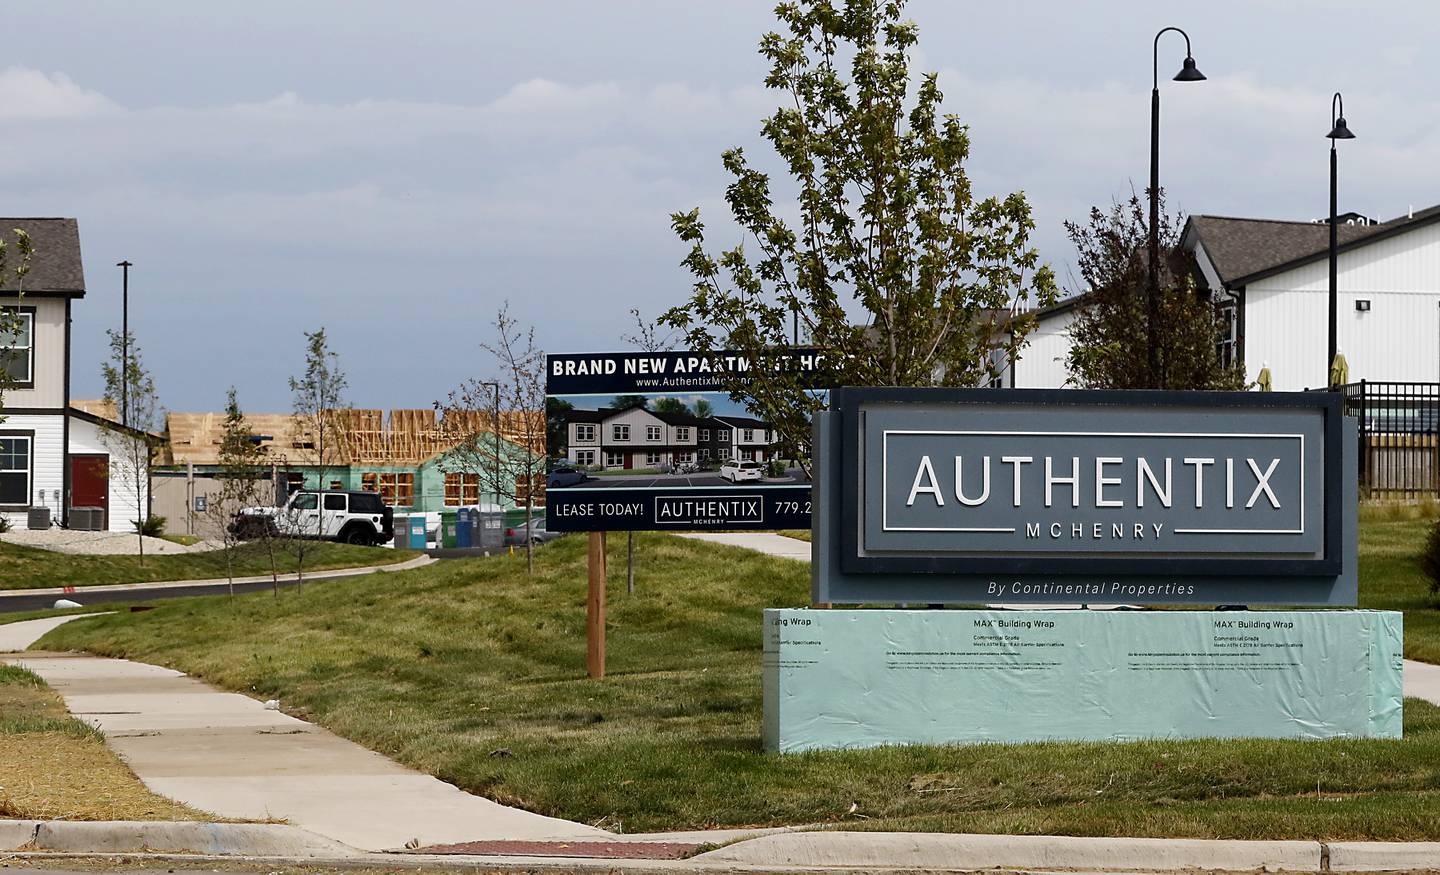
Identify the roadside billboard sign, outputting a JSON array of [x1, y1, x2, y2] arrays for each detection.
[[545, 350, 828, 532], [813, 388, 1358, 605]]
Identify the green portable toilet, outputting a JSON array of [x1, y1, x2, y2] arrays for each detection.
[[440, 510, 459, 549]]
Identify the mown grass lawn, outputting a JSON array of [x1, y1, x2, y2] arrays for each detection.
[[0, 664, 209, 820], [33, 519, 1440, 840], [0, 541, 417, 590]]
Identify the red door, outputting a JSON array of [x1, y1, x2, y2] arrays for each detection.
[[623, 453, 634, 470], [70, 455, 109, 529]]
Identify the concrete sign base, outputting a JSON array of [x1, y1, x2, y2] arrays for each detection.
[[762, 608, 1402, 753]]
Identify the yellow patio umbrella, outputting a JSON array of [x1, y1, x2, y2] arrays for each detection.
[[1256, 361, 1272, 392], [1329, 350, 1350, 389]]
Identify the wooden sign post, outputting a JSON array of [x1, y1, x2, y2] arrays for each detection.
[[587, 531, 607, 678]]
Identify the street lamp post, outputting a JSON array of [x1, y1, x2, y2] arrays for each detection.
[[480, 380, 502, 512], [1148, 27, 1206, 387], [116, 260, 132, 427], [1326, 93, 1355, 387]]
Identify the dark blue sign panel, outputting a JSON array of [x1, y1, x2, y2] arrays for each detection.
[[814, 388, 1357, 605], [546, 350, 828, 532]]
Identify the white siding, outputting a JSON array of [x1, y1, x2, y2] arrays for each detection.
[[1012, 308, 1076, 389], [1245, 219, 1440, 391], [68, 415, 150, 533], [0, 413, 64, 529]]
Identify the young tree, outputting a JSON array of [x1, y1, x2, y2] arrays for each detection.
[[100, 329, 160, 564], [288, 328, 349, 581], [438, 302, 547, 574], [661, 0, 1056, 457], [1061, 193, 1245, 390], [0, 229, 34, 418], [622, 307, 675, 353], [205, 387, 269, 598]]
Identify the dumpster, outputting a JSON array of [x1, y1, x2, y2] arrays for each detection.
[[456, 508, 474, 549], [440, 510, 459, 549]]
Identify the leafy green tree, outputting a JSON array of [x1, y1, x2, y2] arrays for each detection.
[[1061, 193, 1245, 390], [693, 398, 714, 419], [651, 396, 690, 415], [661, 0, 1056, 458], [0, 229, 35, 418], [545, 397, 574, 462], [100, 329, 161, 564], [610, 395, 648, 411], [288, 328, 349, 580], [207, 387, 271, 597]]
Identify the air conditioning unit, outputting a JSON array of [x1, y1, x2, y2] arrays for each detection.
[[70, 507, 105, 531], [26, 507, 51, 530]]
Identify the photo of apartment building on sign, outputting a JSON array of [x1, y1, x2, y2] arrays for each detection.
[[562, 406, 777, 472]]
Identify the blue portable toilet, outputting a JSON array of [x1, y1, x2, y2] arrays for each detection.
[[408, 514, 428, 549], [456, 508, 474, 548]]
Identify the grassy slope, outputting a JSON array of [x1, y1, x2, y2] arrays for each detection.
[[0, 664, 209, 820], [0, 541, 416, 590], [36, 521, 1440, 839]]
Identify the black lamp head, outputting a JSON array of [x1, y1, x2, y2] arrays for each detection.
[[1327, 117, 1356, 140], [1173, 56, 1206, 82]]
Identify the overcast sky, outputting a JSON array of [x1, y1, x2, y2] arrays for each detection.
[[4, 1, 1437, 411]]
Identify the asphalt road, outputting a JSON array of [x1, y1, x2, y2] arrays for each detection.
[[0, 567, 380, 614]]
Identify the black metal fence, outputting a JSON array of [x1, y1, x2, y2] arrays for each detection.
[[1340, 381, 1440, 498]]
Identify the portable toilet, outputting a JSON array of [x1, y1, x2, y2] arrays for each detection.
[[407, 514, 428, 550], [455, 508, 474, 548]]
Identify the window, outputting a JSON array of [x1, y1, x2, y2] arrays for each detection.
[[323, 493, 347, 511], [739, 448, 753, 461], [646, 451, 662, 466], [646, 425, 662, 441], [718, 448, 731, 461], [350, 493, 383, 513], [515, 474, 545, 506], [605, 451, 624, 468], [675, 451, 694, 464], [718, 430, 729, 442], [0, 434, 31, 506], [292, 492, 318, 511], [575, 449, 596, 466], [699, 448, 710, 461], [367, 472, 414, 506], [742, 428, 755, 442], [699, 428, 710, 442], [676, 427, 691, 441], [612, 424, 630, 441], [444, 472, 481, 506], [576, 424, 596, 442], [0, 310, 32, 385]]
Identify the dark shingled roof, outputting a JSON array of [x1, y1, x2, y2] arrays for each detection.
[[1186, 215, 1385, 287], [1188, 205, 1440, 288], [0, 219, 85, 296], [649, 409, 710, 427]]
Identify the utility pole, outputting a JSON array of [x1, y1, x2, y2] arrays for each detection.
[[116, 261, 132, 427]]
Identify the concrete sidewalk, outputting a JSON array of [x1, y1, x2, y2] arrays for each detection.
[[0, 615, 607, 853], [678, 532, 810, 562], [0, 552, 434, 602]]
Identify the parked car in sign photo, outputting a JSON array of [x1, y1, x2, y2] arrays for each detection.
[[546, 465, 589, 488], [719, 460, 765, 483]]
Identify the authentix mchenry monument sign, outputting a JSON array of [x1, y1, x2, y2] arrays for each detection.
[[763, 389, 1400, 752]]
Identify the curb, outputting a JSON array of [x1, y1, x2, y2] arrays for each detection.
[[3, 821, 359, 858], [0, 553, 435, 601], [694, 831, 1324, 871], [5, 824, 1440, 872]]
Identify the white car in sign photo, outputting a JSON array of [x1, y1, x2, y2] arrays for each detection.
[[720, 460, 765, 482]]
